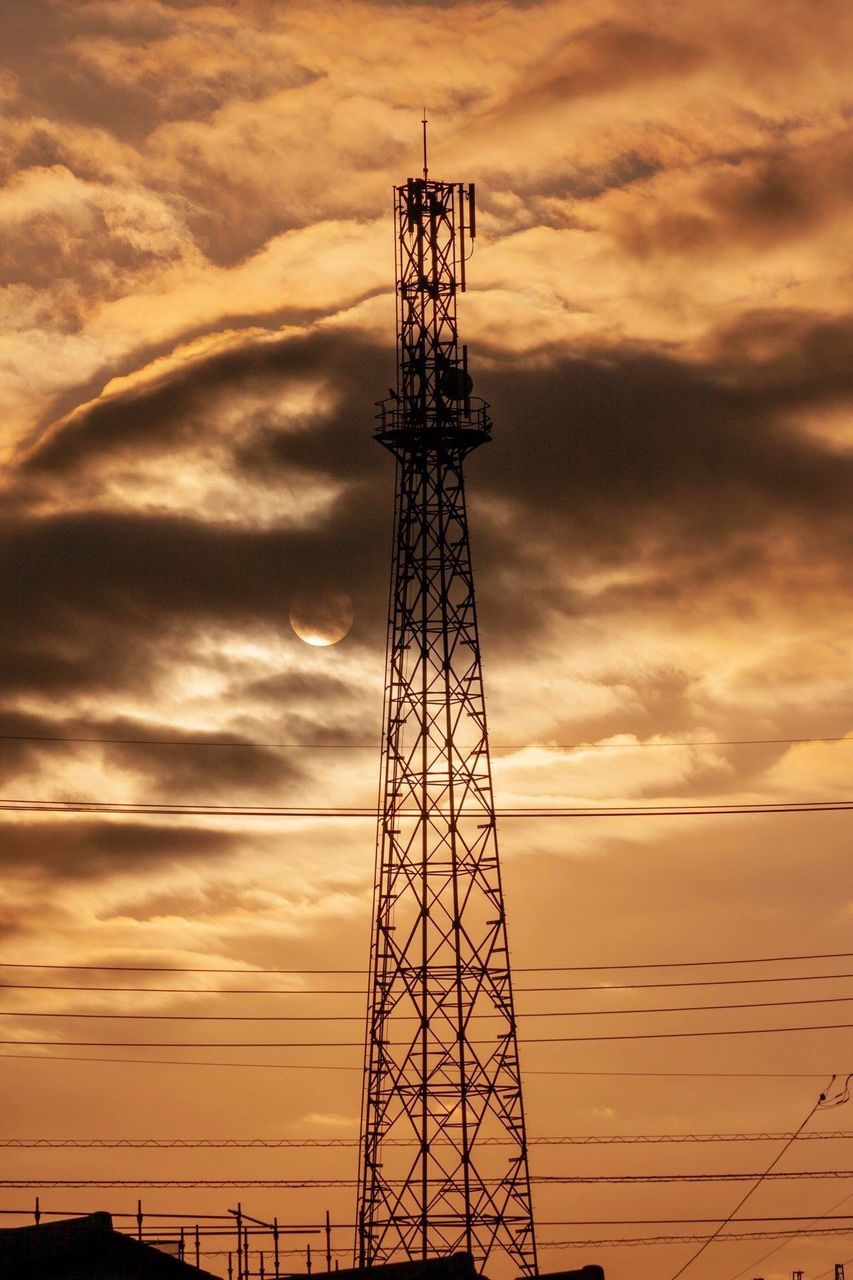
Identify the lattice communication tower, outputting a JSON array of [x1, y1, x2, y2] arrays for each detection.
[[355, 145, 538, 1276]]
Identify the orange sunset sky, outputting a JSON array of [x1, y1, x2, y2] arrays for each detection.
[[1, 2, 853, 1278]]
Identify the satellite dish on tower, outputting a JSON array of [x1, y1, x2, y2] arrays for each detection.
[[438, 364, 474, 401]]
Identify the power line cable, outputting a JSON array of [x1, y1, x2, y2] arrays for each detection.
[[0, 1052, 831, 1076], [724, 1187, 853, 1280], [0, 1207, 849, 1232], [527, 1069, 828, 1078], [0, 1211, 845, 1229], [0, 1207, 308, 1222], [7, 1021, 853, 1044], [534, 1171, 853, 1184], [538, 1227, 853, 1248], [0, 983, 371, 994], [0, 1219, 846, 1249], [813, 1247, 853, 1280], [3, 1132, 850, 1148], [0, 1051, 360, 1071], [667, 1078, 829, 1280], [536, 972, 853, 992], [6, 992, 853, 1019], [2, 732, 847, 751], [6, 968, 853, 993], [2, 1217, 851, 1251], [1, 797, 850, 817], [520, 953, 853, 973], [5, 1171, 853, 1188], [3, 948, 853, 973], [541, 1131, 853, 1145], [539, 1216, 853, 1225], [719, 1080, 853, 1279]]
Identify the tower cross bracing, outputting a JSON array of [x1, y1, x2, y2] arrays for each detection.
[[356, 169, 538, 1276]]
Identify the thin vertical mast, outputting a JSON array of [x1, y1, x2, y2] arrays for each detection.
[[422, 110, 429, 183]]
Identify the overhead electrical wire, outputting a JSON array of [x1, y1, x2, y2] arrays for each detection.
[[4, 1171, 853, 1188], [535, 1215, 853, 1225], [525, 1069, 829, 1078], [521, 951, 853, 972], [667, 1081, 826, 1280], [0, 1212, 840, 1251], [534, 1131, 853, 1145], [2, 1207, 852, 1249], [4, 992, 853, 1019], [1, 731, 847, 751], [724, 1187, 853, 1280], [514, 1022, 853, 1042], [6, 968, 853, 993], [0, 1208, 310, 1222], [538, 1227, 853, 1249], [3, 1133, 850, 1149], [4, 720, 848, 1250], [0, 1052, 831, 1077], [813, 1249, 853, 1280], [0, 1051, 362, 1071], [0, 797, 850, 818], [6, 1021, 853, 1045], [0, 1219, 847, 1251], [533, 1171, 853, 1185], [3, 947, 853, 973], [0, 1212, 847, 1230]]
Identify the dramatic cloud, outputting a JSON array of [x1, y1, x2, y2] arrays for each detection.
[[1, 2, 851, 1276], [0, 818, 238, 880]]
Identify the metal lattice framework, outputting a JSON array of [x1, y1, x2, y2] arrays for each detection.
[[356, 163, 538, 1276]]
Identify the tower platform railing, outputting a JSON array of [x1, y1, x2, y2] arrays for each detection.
[[374, 398, 492, 453]]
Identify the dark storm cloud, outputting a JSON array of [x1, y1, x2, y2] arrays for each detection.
[[0, 708, 302, 796], [473, 151, 667, 238], [0, 1, 318, 143], [9, 312, 853, 708], [491, 21, 705, 118], [1, 344, 393, 714], [616, 131, 853, 257], [548, 150, 663, 203], [109, 738, 303, 801], [29, 310, 853, 518], [0, 491, 389, 702], [0, 604, 168, 700], [0, 192, 180, 329], [242, 670, 361, 705], [22, 330, 388, 474], [0, 819, 237, 880], [479, 311, 853, 560], [5, 330, 382, 711], [545, 664, 698, 742], [235, 672, 374, 748]]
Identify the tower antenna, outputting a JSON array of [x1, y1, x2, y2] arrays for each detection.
[[356, 160, 537, 1275], [421, 109, 428, 182]]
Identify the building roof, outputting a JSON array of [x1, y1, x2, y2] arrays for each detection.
[[0, 1211, 219, 1279], [285, 1254, 605, 1280], [537, 1268, 605, 1280], [287, 1253, 479, 1280]]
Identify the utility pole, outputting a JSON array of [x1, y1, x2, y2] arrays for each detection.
[[355, 144, 537, 1276]]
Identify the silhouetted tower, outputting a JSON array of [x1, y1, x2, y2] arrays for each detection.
[[356, 138, 538, 1276]]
